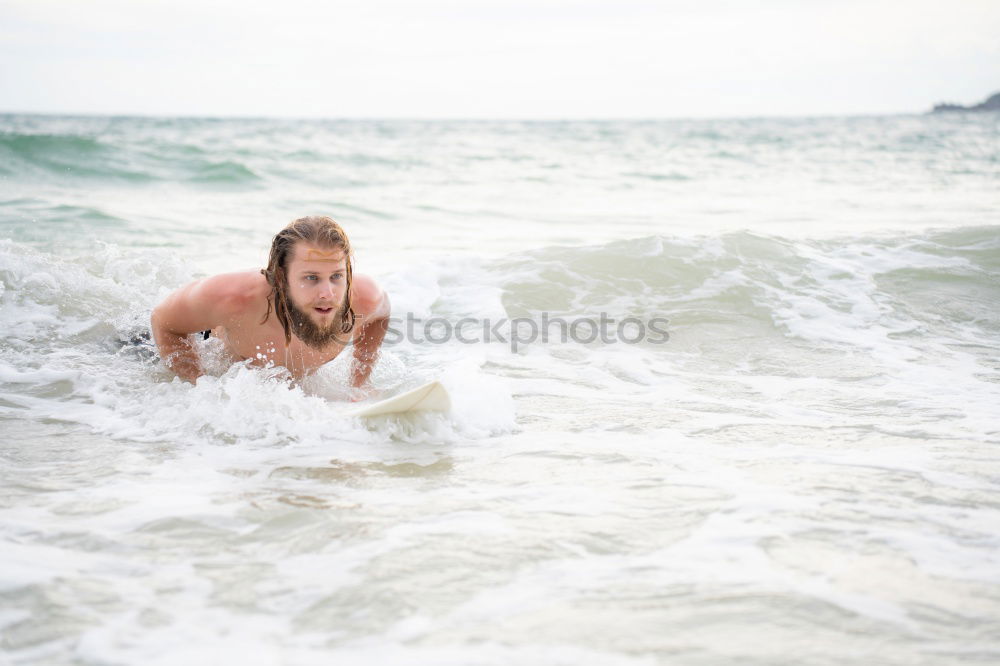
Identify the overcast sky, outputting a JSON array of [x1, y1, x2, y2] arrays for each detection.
[[1, 0, 997, 119]]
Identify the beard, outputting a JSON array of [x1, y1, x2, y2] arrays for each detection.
[[284, 293, 349, 350]]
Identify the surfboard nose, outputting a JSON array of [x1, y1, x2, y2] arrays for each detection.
[[348, 381, 451, 418]]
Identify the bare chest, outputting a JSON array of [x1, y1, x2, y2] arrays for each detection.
[[212, 320, 347, 378]]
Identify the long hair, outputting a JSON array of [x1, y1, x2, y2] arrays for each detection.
[[260, 216, 356, 345]]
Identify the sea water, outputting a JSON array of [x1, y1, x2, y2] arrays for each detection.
[[1, 113, 999, 665]]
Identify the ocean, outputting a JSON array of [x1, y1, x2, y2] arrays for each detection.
[[1, 112, 999, 665]]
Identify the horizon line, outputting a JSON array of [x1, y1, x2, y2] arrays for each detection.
[[0, 107, 939, 123]]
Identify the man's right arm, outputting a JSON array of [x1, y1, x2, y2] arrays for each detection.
[[150, 274, 248, 383]]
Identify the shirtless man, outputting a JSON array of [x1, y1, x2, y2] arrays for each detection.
[[151, 216, 389, 390]]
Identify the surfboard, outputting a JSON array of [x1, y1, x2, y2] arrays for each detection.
[[348, 380, 451, 418]]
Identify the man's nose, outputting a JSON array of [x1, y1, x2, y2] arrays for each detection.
[[317, 281, 335, 300]]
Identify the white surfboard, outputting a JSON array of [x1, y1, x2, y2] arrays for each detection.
[[348, 380, 451, 418]]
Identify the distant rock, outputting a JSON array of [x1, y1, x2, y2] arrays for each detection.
[[931, 91, 1000, 113]]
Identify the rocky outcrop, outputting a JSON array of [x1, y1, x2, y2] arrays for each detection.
[[932, 92, 1000, 113]]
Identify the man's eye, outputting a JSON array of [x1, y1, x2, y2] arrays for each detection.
[[305, 275, 318, 281], [332, 273, 344, 280]]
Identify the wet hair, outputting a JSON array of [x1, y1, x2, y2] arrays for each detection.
[[260, 216, 356, 345]]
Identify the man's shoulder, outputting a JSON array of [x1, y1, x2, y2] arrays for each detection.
[[350, 273, 388, 317], [196, 270, 270, 315]]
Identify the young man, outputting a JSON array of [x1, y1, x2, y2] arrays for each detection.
[[151, 216, 389, 389]]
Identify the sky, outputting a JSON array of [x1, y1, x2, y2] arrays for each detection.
[[0, 0, 998, 119]]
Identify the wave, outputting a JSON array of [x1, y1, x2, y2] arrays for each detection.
[[3, 200, 127, 225], [0, 132, 155, 181], [0, 132, 105, 157], [456, 226, 1000, 412], [0, 130, 263, 185], [491, 227, 999, 321], [186, 160, 261, 184]]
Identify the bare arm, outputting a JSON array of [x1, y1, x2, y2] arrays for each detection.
[[150, 274, 253, 383], [349, 275, 390, 389]]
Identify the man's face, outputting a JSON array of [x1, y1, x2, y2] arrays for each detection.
[[283, 242, 349, 348]]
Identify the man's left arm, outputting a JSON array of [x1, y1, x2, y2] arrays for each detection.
[[349, 274, 390, 389]]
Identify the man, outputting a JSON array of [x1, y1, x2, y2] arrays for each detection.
[[151, 216, 389, 390]]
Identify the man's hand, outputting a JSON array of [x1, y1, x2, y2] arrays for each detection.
[[348, 385, 378, 402]]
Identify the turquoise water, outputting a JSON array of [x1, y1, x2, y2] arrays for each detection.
[[1, 113, 999, 665]]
